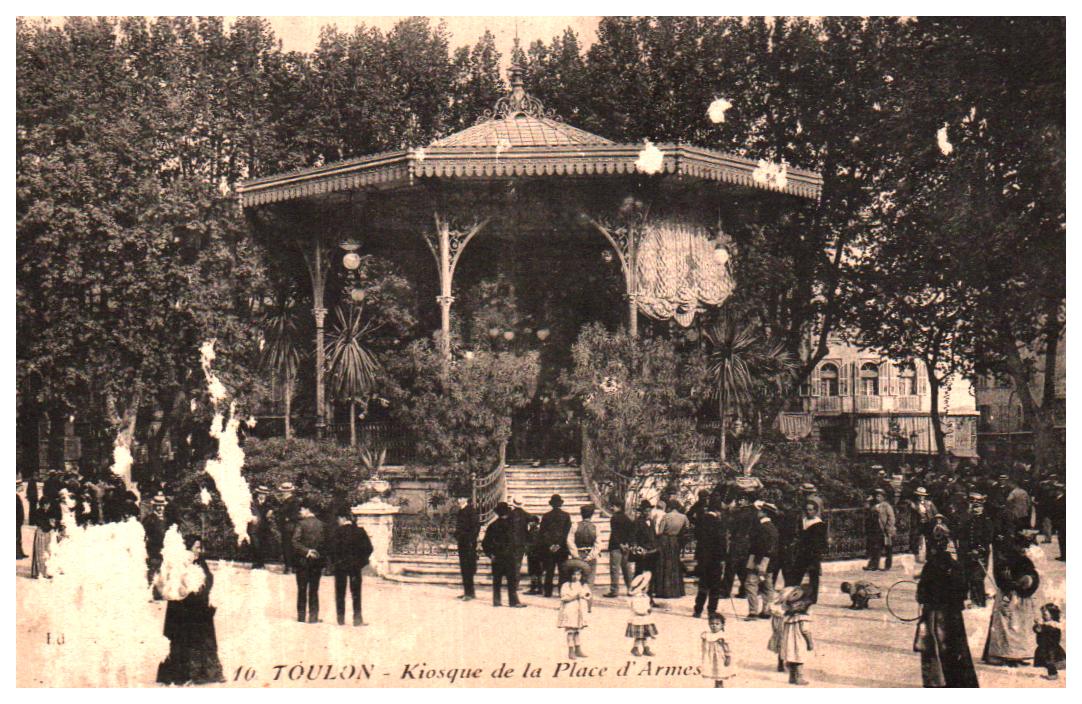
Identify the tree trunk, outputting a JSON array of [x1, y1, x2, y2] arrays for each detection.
[[1001, 319, 1064, 474], [349, 399, 357, 448], [283, 373, 293, 441], [719, 377, 728, 465], [925, 365, 948, 470]]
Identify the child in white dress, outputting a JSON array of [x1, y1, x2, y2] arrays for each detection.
[[700, 612, 734, 687], [767, 586, 796, 672], [779, 587, 814, 685], [557, 567, 591, 660], [626, 573, 658, 656]]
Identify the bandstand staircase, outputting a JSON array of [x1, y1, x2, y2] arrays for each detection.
[[385, 464, 618, 588]]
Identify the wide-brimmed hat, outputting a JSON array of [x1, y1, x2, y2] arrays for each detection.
[[255, 485, 271, 495], [562, 558, 592, 579], [151, 493, 168, 506], [630, 572, 651, 593], [915, 487, 928, 496], [511, 496, 523, 507], [800, 482, 817, 492], [784, 587, 806, 605], [278, 481, 296, 492], [549, 494, 563, 507]]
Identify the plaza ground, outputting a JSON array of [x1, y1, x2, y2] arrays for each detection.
[[15, 528, 1066, 688]]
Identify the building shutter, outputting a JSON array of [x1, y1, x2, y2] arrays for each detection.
[[916, 361, 928, 396], [839, 362, 850, 397], [811, 364, 821, 397], [881, 361, 893, 396]]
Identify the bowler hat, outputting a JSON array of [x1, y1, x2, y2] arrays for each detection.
[[495, 501, 511, 516], [637, 499, 653, 512], [968, 492, 986, 503], [549, 494, 563, 507]]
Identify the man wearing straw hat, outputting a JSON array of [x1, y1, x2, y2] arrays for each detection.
[[907, 487, 937, 563], [248, 485, 273, 569], [864, 488, 895, 571]]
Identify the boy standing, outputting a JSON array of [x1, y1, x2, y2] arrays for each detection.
[[292, 498, 327, 623]]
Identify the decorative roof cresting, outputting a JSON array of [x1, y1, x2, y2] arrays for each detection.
[[478, 58, 557, 123]]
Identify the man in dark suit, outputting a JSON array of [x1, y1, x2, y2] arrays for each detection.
[[454, 495, 480, 601], [508, 496, 532, 589], [248, 486, 274, 569], [721, 495, 756, 599], [291, 498, 327, 623], [630, 500, 660, 603], [482, 502, 527, 608], [956, 492, 994, 607], [142, 493, 169, 599], [537, 494, 571, 597], [604, 502, 636, 597], [275, 482, 299, 574], [326, 504, 374, 626], [692, 495, 727, 617]]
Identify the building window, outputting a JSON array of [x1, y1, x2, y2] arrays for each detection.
[[897, 363, 918, 395], [820, 363, 839, 397], [860, 362, 880, 396]]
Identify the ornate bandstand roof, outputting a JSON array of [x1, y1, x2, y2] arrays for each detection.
[[237, 67, 822, 208]]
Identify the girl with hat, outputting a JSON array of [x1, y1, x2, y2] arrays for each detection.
[[779, 587, 814, 685], [557, 566, 591, 660], [626, 573, 658, 656]]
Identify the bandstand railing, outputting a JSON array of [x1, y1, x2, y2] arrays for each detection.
[[390, 512, 458, 556], [472, 459, 507, 525]]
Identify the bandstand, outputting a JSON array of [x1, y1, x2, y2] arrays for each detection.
[[238, 64, 822, 438]]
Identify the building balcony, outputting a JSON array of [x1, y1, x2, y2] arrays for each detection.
[[814, 396, 843, 413], [855, 395, 882, 412], [895, 395, 920, 411]]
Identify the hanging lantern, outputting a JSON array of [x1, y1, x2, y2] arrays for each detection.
[[343, 252, 361, 270], [488, 326, 501, 339], [503, 330, 515, 341], [536, 328, 550, 341], [350, 288, 366, 303]]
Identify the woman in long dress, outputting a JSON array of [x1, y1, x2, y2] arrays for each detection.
[[156, 537, 226, 685], [654, 502, 689, 598], [982, 534, 1040, 666], [915, 525, 978, 687]]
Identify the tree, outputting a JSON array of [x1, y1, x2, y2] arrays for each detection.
[[259, 297, 305, 440], [324, 306, 381, 447], [874, 17, 1065, 472], [561, 324, 706, 502]]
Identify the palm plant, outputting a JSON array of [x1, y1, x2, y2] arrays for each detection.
[[702, 316, 758, 464], [260, 300, 304, 440], [702, 316, 800, 463], [325, 305, 381, 447]]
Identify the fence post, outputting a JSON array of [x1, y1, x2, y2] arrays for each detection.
[[351, 498, 400, 577]]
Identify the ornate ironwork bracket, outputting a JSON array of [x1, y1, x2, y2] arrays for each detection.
[[585, 215, 644, 336], [422, 214, 492, 358]]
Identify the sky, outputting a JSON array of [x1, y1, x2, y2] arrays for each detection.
[[233, 16, 602, 65]]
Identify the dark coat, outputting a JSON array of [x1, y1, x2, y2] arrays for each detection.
[[793, 517, 827, 567], [749, 517, 780, 565], [538, 508, 572, 551], [142, 513, 167, 561], [693, 511, 727, 578], [727, 505, 758, 560], [17, 495, 24, 527], [509, 506, 532, 550], [916, 551, 979, 688], [454, 504, 480, 548], [291, 516, 327, 564], [325, 523, 373, 573], [631, 515, 659, 554], [608, 510, 635, 551], [482, 517, 516, 567]]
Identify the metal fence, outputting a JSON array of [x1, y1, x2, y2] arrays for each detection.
[[390, 512, 459, 556]]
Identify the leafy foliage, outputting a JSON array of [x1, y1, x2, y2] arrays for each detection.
[[384, 341, 540, 477], [562, 324, 707, 480]]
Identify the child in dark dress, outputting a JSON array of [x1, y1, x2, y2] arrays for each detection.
[[1033, 603, 1066, 680]]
